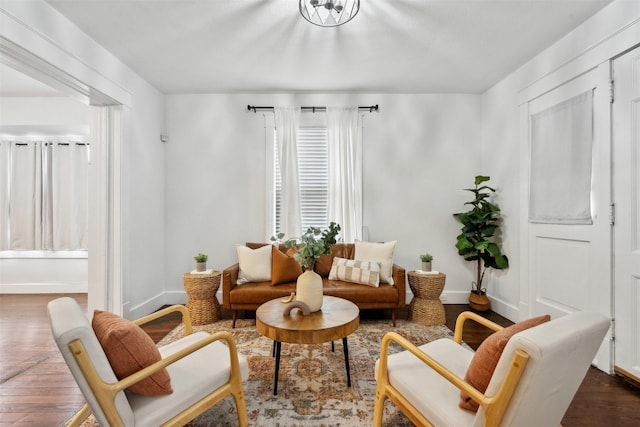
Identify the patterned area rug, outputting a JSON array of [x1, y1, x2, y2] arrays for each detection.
[[79, 319, 456, 426]]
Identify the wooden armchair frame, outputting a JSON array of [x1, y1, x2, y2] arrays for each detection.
[[373, 311, 529, 427], [63, 304, 248, 427]]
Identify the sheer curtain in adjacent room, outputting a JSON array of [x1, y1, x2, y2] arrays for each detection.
[[0, 138, 89, 251]]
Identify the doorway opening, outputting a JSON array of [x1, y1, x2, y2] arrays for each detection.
[[1, 37, 124, 315]]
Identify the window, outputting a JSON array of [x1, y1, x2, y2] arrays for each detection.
[[274, 127, 328, 235], [0, 138, 89, 250], [529, 90, 593, 224]]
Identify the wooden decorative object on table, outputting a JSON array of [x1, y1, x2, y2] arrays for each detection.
[[407, 271, 446, 325], [183, 271, 221, 325]]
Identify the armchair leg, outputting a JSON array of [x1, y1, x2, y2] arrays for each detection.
[[232, 310, 238, 328], [391, 309, 396, 327], [66, 403, 91, 427], [232, 390, 249, 427], [373, 386, 387, 427]]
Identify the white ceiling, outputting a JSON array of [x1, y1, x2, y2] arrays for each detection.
[[4, 1, 614, 95]]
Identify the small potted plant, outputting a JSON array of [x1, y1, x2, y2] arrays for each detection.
[[419, 253, 433, 271], [194, 253, 208, 272]]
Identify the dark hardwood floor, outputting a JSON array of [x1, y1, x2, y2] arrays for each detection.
[[1, 294, 638, 426]]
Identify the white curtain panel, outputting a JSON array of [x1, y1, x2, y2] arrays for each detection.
[[10, 141, 44, 249], [49, 142, 89, 249], [274, 107, 302, 238], [327, 107, 363, 242], [529, 90, 594, 224], [0, 141, 10, 250]]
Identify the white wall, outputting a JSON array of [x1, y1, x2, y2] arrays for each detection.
[[0, 96, 89, 131], [480, 0, 640, 321], [164, 93, 482, 304], [0, 1, 166, 318]]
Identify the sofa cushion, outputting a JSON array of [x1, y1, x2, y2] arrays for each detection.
[[459, 314, 551, 411], [354, 240, 397, 285], [323, 280, 398, 304], [129, 331, 249, 427], [230, 281, 297, 305], [271, 245, 303, 285], [236, 244, 272, 284], [329, 257, 381, 287], [315, 243, 355, 277], [92, 310, 173, 396]]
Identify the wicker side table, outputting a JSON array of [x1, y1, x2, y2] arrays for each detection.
[[407, 271, 446, 326], [183, 272, 221, 325]]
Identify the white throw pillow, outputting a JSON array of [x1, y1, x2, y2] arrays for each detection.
[[328, 257, 381, 287], [236, 244, 272, 284], [354, 240, 397, 285]]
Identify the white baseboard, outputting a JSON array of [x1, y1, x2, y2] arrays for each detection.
[[486, 295, 520, 322], [0, 282, 88, 293], [125, 292, 168, 320], [441, 291, 475, 304]]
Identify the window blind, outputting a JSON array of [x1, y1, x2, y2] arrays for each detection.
[[529, 90, 593, 224], [275, 127, 328, 235]]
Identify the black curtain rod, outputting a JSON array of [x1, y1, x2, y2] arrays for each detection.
[[247, 104, 379, 113]]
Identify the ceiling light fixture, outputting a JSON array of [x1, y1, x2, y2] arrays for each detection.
[[299, 0, 360, 27]]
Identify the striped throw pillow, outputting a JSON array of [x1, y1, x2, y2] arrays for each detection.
[[328, 257, 381, 287]]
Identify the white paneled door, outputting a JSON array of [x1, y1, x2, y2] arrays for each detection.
[[613, 46, 640, 383], [525, 63, 612, 372]]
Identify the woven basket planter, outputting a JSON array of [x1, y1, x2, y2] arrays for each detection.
[[183, 272, 221, 325], [408, 272, 446, 325], [468, 291, 490, 311]]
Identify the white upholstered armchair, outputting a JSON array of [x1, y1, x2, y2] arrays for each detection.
[[48, 297, 249, 427], [374, 310, 609, 427]]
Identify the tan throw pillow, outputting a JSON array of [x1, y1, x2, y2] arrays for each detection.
[[92, 310, 173, 396], [354, 240, 397, 284], [459, 314, 551, 411], [328, 257, 381, 287], [271, 245, 303, 285], [236, 244, 272, 284]]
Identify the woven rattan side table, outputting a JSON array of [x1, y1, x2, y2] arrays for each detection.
[[407, 271, 446, 325], [183, 271, 221, 325]]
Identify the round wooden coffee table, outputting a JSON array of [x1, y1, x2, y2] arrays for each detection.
[[256, 295, 360, 395]]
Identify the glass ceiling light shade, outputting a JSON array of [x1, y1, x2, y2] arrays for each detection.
[[299, 0, 360, 27]]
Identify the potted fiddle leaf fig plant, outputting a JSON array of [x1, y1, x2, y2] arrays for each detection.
[[194, 253, 208, 272], [453, 175, 509, 311]]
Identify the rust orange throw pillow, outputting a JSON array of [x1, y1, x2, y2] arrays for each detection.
[[271, 245, 303, 285], [92, 310, 173, 396], [459, 314, 550, 411]]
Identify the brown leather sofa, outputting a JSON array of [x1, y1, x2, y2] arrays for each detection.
[[222, 243, 406, 327]]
